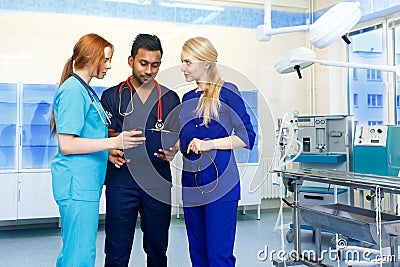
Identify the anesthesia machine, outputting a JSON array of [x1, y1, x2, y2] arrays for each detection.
[[282, 115, 353, 244], [294, 115, 352, 171], [353, 125, 400, 211], [286, 115, 353, 211], [353, 125, 400, 177]]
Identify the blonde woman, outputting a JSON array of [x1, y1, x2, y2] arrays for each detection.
[[179, 37, 256, 267]]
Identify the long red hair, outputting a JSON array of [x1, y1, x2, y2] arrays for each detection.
[[50, 33, 114, 135]]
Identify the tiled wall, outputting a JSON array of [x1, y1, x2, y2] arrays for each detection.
[[0, 0, 307, 29], [358, 0, 400, 15], [314, 0, 400, 23], [2, 0, 400, 30]]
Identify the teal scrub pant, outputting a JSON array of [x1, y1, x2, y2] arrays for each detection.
[[56, 199, 100, 267]]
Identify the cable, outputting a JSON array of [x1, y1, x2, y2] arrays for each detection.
[[247, 112, 284, 194], [279, 178, 288, 266], [246, 112, 303, 266], [248, 113, 302, 193], [343, 185, 385, 266], [375, 185, 383, 267]]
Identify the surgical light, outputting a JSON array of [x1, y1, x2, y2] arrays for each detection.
[[256, 1, 361, 49], [275, 47, 400, 79]]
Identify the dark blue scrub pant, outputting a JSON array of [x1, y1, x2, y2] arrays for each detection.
[[184, 200, 238, 267], [104, 186, 171, 267]]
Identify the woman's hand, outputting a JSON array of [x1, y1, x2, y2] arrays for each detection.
[[155, 146, 178, 162], [114, 129, 146, 149], [186, 138, 215, 154], [108, 149, 130, 168]]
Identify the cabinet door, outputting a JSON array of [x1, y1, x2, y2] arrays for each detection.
[[0, 83, 18, 170], [0, 173, 18, 220], [21, 84, 58, 170], [99, 186, 106, 214], [18, 172, 59, 219], [171, 157, 183, 207], [234, 90, 259, 164], [238, 164, 261, 206]]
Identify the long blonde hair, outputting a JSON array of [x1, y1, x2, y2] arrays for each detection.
[[182, 37, 224, 127], [50, 33, 114, 135]]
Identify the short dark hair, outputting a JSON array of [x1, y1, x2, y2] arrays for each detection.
[[131, 33, 163, 58]]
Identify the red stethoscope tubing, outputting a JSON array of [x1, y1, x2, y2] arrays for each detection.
[[118, 76, 163, 123]]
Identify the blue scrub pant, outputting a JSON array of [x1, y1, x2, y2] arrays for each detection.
[[183, 200, 238, 267], [56, 199, 100, 267], [104, 186, 171, 267]]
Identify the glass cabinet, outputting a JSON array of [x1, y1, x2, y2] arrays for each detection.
[[22, 84, 58, 170], [234, 90, 259, 164], [0, 83, 109, 222], [0, 83, 59, 171], [0, 82, 59, 221], [0, 83, 18, 171]]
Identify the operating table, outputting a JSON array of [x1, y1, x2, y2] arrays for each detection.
[[274, 168, 400, 267]]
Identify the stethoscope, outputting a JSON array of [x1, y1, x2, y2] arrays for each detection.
[[186, 151, 219, 194], [71, 73, 111, 127], [118, 76, 164, 130]]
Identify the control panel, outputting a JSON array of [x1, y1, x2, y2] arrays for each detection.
[[353, 125, 387, 147], [294, 115, 351, 154]]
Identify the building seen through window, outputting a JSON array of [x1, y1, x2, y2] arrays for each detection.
[[348, 26, 385, 126], [367, 94, 383, 107], [395, 25, 400, 123], [353, 93, 359, 107]]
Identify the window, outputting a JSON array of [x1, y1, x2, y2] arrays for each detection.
[[367, 69, 382, 81], [368, 120, 383, 125], [397, 95, 400, 108], [348, 26, 385, 126], [394, 24, 400, 124], [353, 93, 359, 107], [367, 94, 383, 107], [353, 68, 358, 80]]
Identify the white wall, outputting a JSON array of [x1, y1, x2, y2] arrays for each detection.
[[314, 40, 348, 115], [0, 10, 311, 160], [313, 0, 341, 10]]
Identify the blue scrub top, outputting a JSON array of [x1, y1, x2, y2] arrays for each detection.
[[51, 76, 108, 202], [180, 82, 256, 204], [100, 81, 181, 190]]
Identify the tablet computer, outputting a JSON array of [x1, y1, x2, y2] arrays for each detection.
[[143, 128, 180, 154]]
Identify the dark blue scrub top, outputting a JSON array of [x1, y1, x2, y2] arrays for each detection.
[[100, 81, 180, 190], [179, 82, 256, 204]]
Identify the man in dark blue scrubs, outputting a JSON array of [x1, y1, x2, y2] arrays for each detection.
[[100, 34, 180, 267]]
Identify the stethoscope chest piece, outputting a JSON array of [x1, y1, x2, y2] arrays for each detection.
[[155, 120, 164, 130]]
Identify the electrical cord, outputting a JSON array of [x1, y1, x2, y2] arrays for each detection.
[[376, 185, 383, 267], [248, 113, 302, 194]]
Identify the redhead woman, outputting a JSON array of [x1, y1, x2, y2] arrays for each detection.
[[50, 33, 145, 267]]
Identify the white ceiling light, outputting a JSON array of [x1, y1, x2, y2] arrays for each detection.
[[256, 1, 361, 49], [275, 47, 400, 78]]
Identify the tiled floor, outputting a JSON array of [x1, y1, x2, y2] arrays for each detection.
[[0, 202, 393, 267], [0, 205, 293, 267]]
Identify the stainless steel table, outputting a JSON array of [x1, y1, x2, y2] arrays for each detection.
[[274, 168, 400, 267]]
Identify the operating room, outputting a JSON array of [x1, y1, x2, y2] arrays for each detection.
[[2, 0, 400, 266]]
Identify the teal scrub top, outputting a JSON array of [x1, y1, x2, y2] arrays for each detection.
[[51, 76, 108, 202]]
